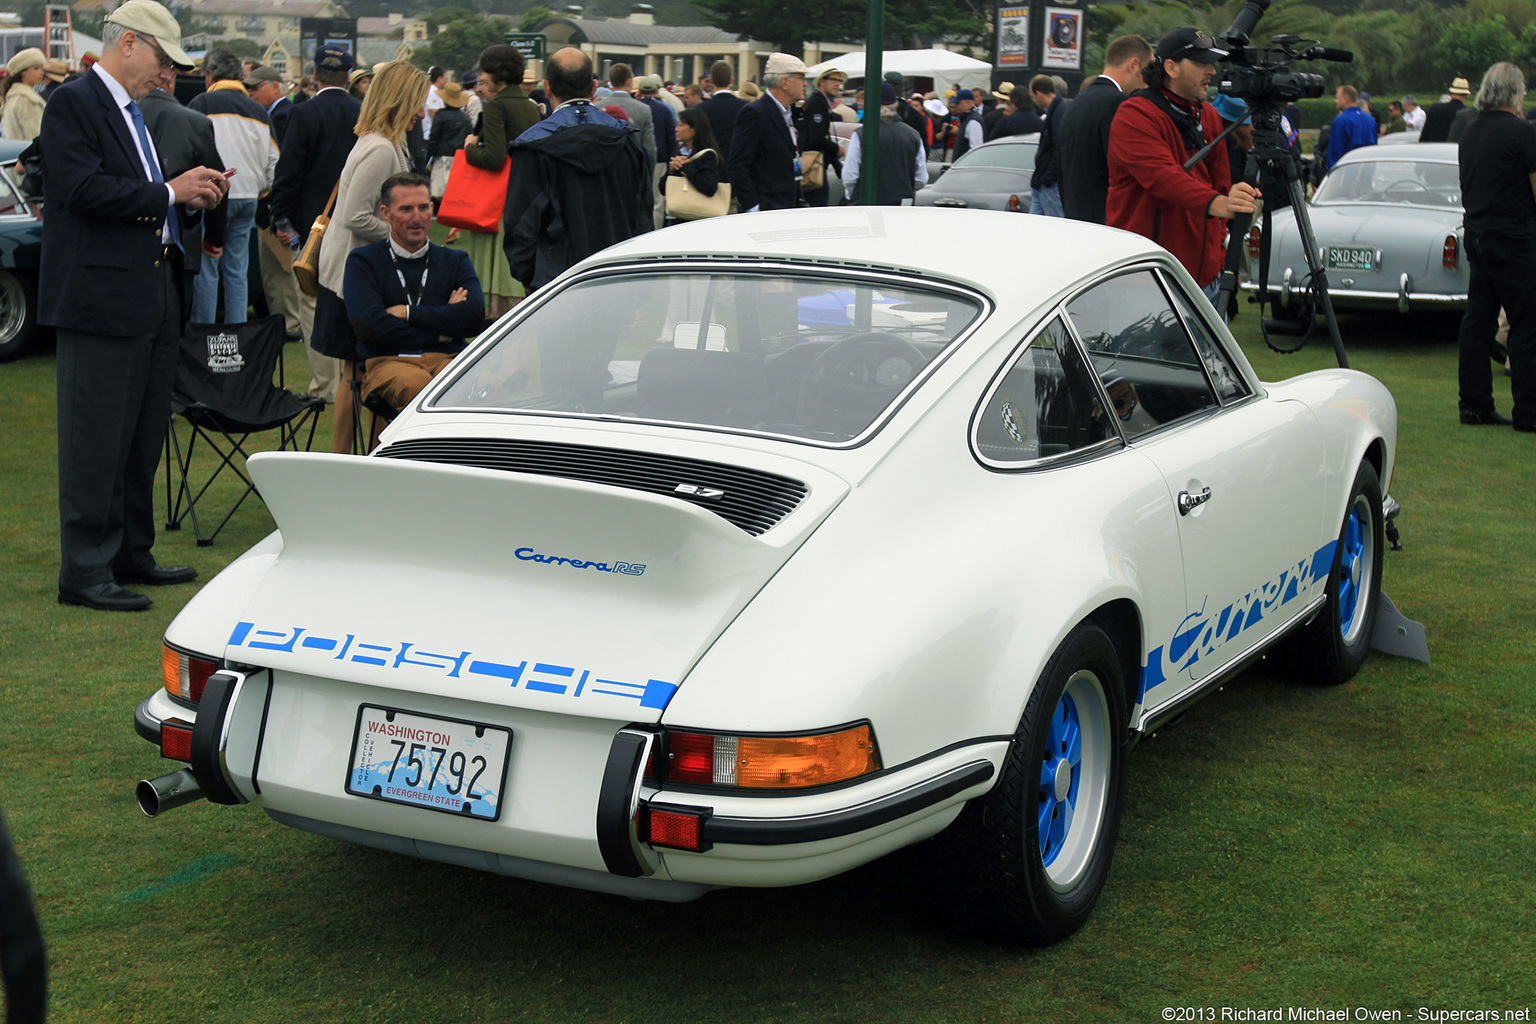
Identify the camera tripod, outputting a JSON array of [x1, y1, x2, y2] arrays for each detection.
[[1188, 104, 1351, 369]]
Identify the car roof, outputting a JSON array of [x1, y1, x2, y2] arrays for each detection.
[[1337, 142, 1459, 164], [582, 207, 1161, 299]]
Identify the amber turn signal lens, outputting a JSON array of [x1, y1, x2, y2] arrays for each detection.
[[663, 724, 881, 789], [162, 644, 218, 702]]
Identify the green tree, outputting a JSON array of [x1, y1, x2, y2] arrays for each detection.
[[1433, 14, 1518, 87], [412, 11, 511, 73], [519, 5, 553, 32]]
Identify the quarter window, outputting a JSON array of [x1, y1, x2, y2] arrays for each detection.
[[1169, 282, 1250, 403], [975, 317, 1111, 463], [1066, 270, 1219, 440]]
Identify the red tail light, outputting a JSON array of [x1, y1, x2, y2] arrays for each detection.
[[1247, 224, 1262, 260], [659, 725, 880, 789], [1443, 234, 1459, 269], [645, 806, 709, 851], [160, 719, 194, 761]]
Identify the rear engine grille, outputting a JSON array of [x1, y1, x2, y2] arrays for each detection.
[[375, 438, 809, 536]]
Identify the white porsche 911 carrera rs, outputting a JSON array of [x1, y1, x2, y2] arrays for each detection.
[[136, 208, 1398, 945]]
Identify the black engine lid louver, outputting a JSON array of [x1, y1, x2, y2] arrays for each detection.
[[375, 437, 809, 537]]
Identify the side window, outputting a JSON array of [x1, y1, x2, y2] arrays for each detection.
[[1066, 270, 1218, 440], [1169, 282, 1250, 403], [975, 317, 1112, 463]]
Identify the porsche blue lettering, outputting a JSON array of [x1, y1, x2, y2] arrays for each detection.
[[225, 621, 677, 710], [514, 547, 646, 576]]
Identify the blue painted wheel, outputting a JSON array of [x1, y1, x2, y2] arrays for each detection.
[[1036, 671, 1113, 891], [1336, 492, 1376, 647], [1277, 460, 1383, 686]]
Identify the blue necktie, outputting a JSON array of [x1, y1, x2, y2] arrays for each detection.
[[127, 99, 182, 252]]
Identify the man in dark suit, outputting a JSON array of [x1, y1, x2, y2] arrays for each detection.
[[1057, 35, 1151, 224], [139, 79, 227, 289], [728, 52, 807, 213], [700, 60, 746, 165], [40, 0, 228, 611], [1421, 78, 1470, 143], [270, 46, 361, 402], [988, 89, 1044, 140]]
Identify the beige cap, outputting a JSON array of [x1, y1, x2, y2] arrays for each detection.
[[1448, 76, 1471, 96], [105, 0, 193, 69], [763, 52, 808, 76], [7, 47, 45, 76], [636, 74, 662, 93]]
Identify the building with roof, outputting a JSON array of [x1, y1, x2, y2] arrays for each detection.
[[534, 4, 772, 86]]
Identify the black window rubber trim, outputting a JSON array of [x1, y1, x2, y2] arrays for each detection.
[[698, 760, 995, 847]]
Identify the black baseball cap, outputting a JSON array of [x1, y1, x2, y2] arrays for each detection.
[[1156, 27, 1229, 64], [314, 45, 355, 72]]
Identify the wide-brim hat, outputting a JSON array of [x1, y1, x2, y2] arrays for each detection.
[[6, 48, 44, 76], [815, 65, 843, 84], [1211, 92, 1250, 124], [436, 81, 469, 108], [44, 59, 68, 81], [1156, 27, 1228, 64], [104, 0, 193, 69], [991, 81, 1016, 102], [1448, 76, 1471, 96], [739, 81, 762, 99], [349, 66, 373, 87]]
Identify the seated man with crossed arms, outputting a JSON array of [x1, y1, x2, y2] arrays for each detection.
[[345, 172, 485, 410]]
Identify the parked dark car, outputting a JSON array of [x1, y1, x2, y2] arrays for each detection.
[[0, 138, 44, 362]]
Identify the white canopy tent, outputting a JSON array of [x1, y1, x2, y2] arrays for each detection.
[[804, 48, 994, 95]]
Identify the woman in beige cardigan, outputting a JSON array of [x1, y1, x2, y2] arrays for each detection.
[[1, 49, 47, 142], [313, 60, 430, 453]]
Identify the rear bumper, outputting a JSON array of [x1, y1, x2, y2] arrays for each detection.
[[135, 672, 1005, 895], [1241, 278, 1466, 313]]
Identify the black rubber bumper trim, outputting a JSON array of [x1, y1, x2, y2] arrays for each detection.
[[189, 672, 244, 805], [135, 695, 163, 745], [596, 730, 653, 877], [699, 760, 995, 847]]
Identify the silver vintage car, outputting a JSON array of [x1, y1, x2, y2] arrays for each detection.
[[1241, 143, 1467, 315]]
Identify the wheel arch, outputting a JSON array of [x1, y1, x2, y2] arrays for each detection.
[[1085, 598, 1142, 731]]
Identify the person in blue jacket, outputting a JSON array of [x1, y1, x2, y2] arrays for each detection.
[[1326, 84, 1377, 170]]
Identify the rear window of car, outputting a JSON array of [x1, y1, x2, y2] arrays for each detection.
[[952, 142, 1037, 172], [428, 270, 985, 445], [1315, 159, 1462, 208]]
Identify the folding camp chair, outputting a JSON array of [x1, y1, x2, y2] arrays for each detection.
[[164, 316, 323, 545], [350, 372, 399, 455]]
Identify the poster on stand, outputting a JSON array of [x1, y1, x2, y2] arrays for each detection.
[[996, 5, 1029, 67], [1041, 7, 1083, 70]]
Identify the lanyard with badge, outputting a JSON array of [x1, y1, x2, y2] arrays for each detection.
[[389, 249, 429, 358]]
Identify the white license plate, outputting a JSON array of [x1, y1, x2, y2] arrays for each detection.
[[1327, 246, 1377, 271], [346, 705, 510, 821]]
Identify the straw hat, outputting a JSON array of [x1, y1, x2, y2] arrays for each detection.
[[436, 81, 469, 108]]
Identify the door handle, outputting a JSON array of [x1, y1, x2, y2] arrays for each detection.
[[1178, 487, 1212, 516]]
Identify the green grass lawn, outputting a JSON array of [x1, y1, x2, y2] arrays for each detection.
[[1, 304, 1532, 1023]]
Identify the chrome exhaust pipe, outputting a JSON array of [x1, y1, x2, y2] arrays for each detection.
[[137, 768, 205, 817]]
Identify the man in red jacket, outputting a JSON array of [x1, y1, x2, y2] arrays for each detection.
[[1106, 28, 1260, 304]]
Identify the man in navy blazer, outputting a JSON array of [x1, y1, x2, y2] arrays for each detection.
[[41, 0, 228, 611], [1056, 35, 1152, 224], [728, 52, 808, 213], [344, 174, 484, 414], [270, 46, 362, 402]]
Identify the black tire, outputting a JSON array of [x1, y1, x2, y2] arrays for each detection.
[[927, 622, 1127, 945], [1278, 460, 1384, 686], [0, 270, 39, 363]]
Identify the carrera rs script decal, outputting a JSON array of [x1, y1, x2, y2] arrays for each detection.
[[1139, 540, 1337, 700]]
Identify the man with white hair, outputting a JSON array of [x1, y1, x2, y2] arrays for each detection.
[[1454, 62, 1536, 430], [728, 52, 807, 212], [40, 0, 228, 610]]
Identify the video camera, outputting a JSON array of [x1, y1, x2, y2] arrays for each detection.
[[1214, 0, 1351, 105]]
